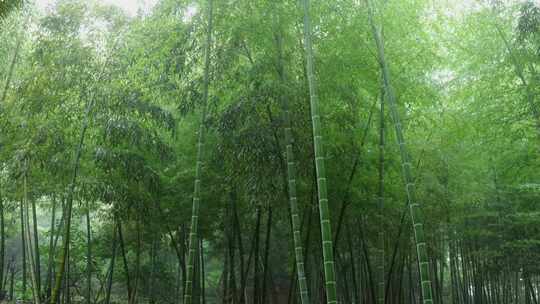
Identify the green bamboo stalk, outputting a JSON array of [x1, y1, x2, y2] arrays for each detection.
[[50, 96, 93, 304], [131, 218, 141, 304], [300, 0, 338, 303], [117, 219, 132, 300], [199, 239, 206, 304], [0, 31, 21, 106], [183, 1, 213, 303], [492, 21, 540, 137], [275, 25, 311, 304], [0, 183, 5, 294], [85, 201, 92, 304], [20, 199, 27, 299], [31, 192, 41, 297], [23, 168, 40, 304], [366, 1, 433, 303], [45, 195, 57, 299], [9, 261, 14, 300], [50, 28, 124, 304], [104, 223, 118, 304], [377, 88, 385, 304]]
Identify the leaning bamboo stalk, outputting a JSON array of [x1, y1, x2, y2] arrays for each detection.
[[492, 20, 540, 138], [49, 28, 125, 304], [0, 30, 22, 105], [49, 95, 92, 304], [366, 1, 433, 303]]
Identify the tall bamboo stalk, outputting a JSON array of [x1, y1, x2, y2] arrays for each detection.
[[64, 246, 70, 304], [23, 168, 40, 304], [0, 184, 4, 295], [261, 206, 272, 304], [131, 218, 141, 304], [274, 22, 310, 304], [105, 223, 118, 304], [253, 205, 261, 304], [49, 26, 124, 304], [149, 238, 157, 304], [366, 1, 433, 303], [183, 1, 213, 303], [199, 239, 206, 304], [85, 201, 92, 304], [9, 262, 14, 300], [31, 194, 41, 297], [20, 199, 27, 299], [377, 88, 385, 304], [300, 0, 338, 302], [492, 20, 540, 138], [45, 195, 57, 300], [117, 220, 131, 300], [0, 31, 22, 105], [49, 97, 92, 304]]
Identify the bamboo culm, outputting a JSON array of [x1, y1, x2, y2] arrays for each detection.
[[49, 96, 93, 304], [366, 1, 434, 303], [20, 199, 27, 299], [23, 168, 40, 304], [377, 87, 386, 304], [31, 194, 41, 298], [183, 1, 213, 303], [85, 201, 92, 304], [45, 196, 57, 300], [275, 24, 311, 304], [0, 185, 4, 295], [105, 223, 118, 304], [0, 31, 22, 106], [301, 0, 338, 302]]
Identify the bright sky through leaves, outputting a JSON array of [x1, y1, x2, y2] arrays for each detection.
[[36, 0, 158, 16]]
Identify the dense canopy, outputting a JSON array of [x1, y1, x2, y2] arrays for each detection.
[[0, 0, 539, 303]]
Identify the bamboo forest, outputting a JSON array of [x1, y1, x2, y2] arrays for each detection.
[[1, 0, 540, 303]]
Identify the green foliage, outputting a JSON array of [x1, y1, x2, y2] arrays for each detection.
[[0, 0, 22, 21], [0, 0, 540, 303]]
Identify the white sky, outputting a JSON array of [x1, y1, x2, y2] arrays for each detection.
[[36, 0, 158, 17]]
